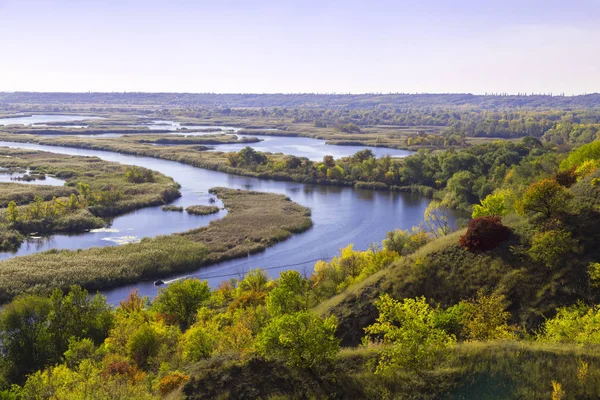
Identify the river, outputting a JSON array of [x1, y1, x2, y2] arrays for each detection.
[[0, 116, 457, 305]]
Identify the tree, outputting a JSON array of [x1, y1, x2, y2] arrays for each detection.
[[326, 165, 344, 180], [152, 279, 211, 329], [472, 189, 512, 218], [124, 166, 155, 183], [180, 324, 219, 362], [424, 201, 451, 238], [127, 325, 160, 369], [266, 270, 310, 316], [323, 155, 335, 168], [458, 291, 514, 341], [48, 286, 114, 356], [383, 227, 431, 255], [459, 217, 510, 252], [529, 229, 577, 268], [363, 294, 455, 375], [256, 311, 339, 370], [540, 303, 600, 345], [518, 179, 572, 220], [0, 295, 53, 381], [6, 201, 18, 223]]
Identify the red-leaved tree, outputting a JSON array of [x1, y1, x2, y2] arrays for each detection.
[[459, 217, 510, 252]]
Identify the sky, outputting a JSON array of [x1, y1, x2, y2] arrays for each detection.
[[0, 0, 599, 94]]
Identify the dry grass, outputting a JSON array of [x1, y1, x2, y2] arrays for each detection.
[[185, 205, 219, 215], [0, 182, 76, 207], [0, 188, 312, 303], [0, 146, 181, 217]]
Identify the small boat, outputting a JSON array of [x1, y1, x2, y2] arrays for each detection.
[[154, 279, 165, 286]]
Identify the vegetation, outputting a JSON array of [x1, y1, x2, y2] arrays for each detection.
[[185, 205, 219, 215], [162, 205, 183, 212], [0, 148, 180, 251], [0, 188, 312, 302]]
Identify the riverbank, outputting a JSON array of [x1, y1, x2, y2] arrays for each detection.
[[0, 147, 181, 251], [0, 187, 312, 303], [0, 133, 418, 192]]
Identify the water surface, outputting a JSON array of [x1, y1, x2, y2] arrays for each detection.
[[0, 114, 100, 126], [0, 141, 457, 305]]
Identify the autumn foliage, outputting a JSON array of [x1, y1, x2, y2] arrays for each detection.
[[459, 217, 510, 252]]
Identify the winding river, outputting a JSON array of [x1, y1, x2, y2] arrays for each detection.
[[0, 116, 458, 305]]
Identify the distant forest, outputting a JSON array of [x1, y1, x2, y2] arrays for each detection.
[[1, 92, 600, 109]]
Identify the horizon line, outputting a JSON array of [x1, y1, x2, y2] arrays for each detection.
[[1, 91, 599, 97]]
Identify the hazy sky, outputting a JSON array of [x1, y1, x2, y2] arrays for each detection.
[[1, 0, 599, 94]]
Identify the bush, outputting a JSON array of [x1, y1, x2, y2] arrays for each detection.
[[124, 166, 155, 183], [459, 217, 510, 252], [256, 311, 340, 370], [158, 371, 190, 395]]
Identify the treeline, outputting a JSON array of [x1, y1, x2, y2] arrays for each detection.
[[2, 92, 600, 108], [222, 140, 544, 212]]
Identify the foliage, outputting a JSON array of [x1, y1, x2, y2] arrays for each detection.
[[561, 141, 600, 170], [0, 286, 113, 384], [311, 245, 397, 300], [158, 371, 189, 396], [472, 189, 513, 218], [383, 226, 431, 255], [529, 229, 577, 268], [458, 290, 515, 341], [459, 216, 510, 252], [256, 311, 340, 370], [363, 294, 456, 375], [540, 303, 600, 345], [186, 204, 219, 215], [518, 179, 573, 220], [125, 166, 155, 183], [424, 201, 452, 238], [152, 278, 211, 329], [266, 270, 310, 317]]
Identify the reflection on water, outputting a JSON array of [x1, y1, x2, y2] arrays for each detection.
[[0, 141, 461, 306], [0, 114, 101, 126]]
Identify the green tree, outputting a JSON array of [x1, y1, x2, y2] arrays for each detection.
[[6, 201, 18, 223], [48, 286, 114, 355], [529, 229, 577, 268], [518, 179, 572, 220], [152, 278, 211, 329], [540, 303, 600, 344], [363, 294, 455, 375], [266, 270, 310, 316], [256, 311, 339, 370], [326, 165, 344, 180], [383, 226, 431, 255], [127, 324, 160, 369], [458, 290, 514, 341], [472, 189, 512, 218], [180, 324, 219, 362], [0, 295, 53, 381]]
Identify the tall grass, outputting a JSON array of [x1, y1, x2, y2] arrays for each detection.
[[0, 188, 312, 303]]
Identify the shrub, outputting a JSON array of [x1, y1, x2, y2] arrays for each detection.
[[158, 371, 190, 395], [459, 217, 510, 252], [363, 294, 456, 375], [124, 166, 155, 183], [256, 311, 339, 370], [529, 229, 578, 268]]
